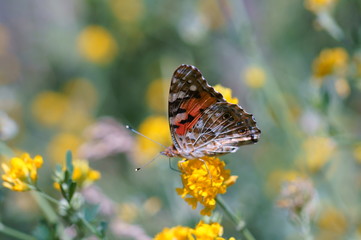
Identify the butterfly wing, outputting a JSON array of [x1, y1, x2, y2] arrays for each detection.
[[168, 64, 260, 159], [186, 102, 260, 157]]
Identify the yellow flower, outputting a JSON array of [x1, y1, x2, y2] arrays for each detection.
[[193, 221, 223, 240], [146, 79, 168, 113], [118, 202, 138, 223], [77, 25, 118, 64], [54, 159, 100, 190], [143, 196, 162, 216], [243, 66, 266, 88], [1, 153, 43, 191], [317, 207, 347, 235], [72, 159, 101, 187], [312, 48, 348, 80], [110, 0, 144, 23], [154, 225, 192, 240], [214, 84, 239, 104], [134, 115, 171, 165], [302, 136, 335, 172], [154, 221, 235, 240], [353, 143, 361, 163], [31, 91, 70, 127], [176, 157, 237, 216], [334, 78, 350, 98], [47, 132, 83, 163], [198, 0, 226, 30], [305, 0, 337, 13]]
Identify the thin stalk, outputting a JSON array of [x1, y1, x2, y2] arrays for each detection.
[[77, 213, 104, 239], [31, 190, 58, 224], [0, 223, 36, 240], [216, 196, 256, 240]]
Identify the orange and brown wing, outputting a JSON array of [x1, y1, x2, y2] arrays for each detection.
[[168, 65, 225, 153]]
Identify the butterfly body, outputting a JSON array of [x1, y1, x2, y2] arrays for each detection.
[[161, 64, 261, 160]]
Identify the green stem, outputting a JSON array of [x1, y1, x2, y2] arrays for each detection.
[[77, 213, 103, 239], [216, 196, 256, 240], [31, 190, 58, 224], [317, 11, 344, 41], [0, 222, 36, 240]]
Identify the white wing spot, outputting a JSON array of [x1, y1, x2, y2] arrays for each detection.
[[190, 85, 197, 91]]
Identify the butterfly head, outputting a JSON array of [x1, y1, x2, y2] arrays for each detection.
[[160, 145, 180, 158]]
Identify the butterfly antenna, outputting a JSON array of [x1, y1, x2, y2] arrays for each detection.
[[135, 153, 162, 171], [125, 125, 167, 148]]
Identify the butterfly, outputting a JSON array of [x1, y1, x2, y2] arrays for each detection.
[[161, 64, 261, 159]]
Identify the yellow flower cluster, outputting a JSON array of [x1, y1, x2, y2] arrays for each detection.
[[176, 157, 238, 216], [1, 153, 43, 191], [312, 47, 348, 80], [54, 159, 101, 190], [154, 220, 235, 240], [305, 0, 337, 13], [214, 84, 239, 104]]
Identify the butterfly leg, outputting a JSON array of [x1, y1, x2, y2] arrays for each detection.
[[168, 158, 181, 173], [198, 158, 212, 181], [178, 158, 191, 173]]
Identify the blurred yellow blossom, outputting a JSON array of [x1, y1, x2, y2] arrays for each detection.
[[118, 202, 138, 223], [31, 91, 70, 127], [334, 78, 350, 98], [176, 157, 237, 216], [305, 0, 337, 13], [1, 153, 43, 191], [214, 84, 239, 104], [48, 132, 83, 163], [134, 115, 171, 165], [154, 220, 235, 240], [146, 79, 168, 113], [243, 66, 266, 88], [317, 207, 347, 236], [312, 48, 348, 80], [198, 0, 226, 30], [77, 25, 118, 64], [302, 136, 335, 172], [353, 143, 361, 163], [110, 0, 144, 23], [143, 196, 162, 216]]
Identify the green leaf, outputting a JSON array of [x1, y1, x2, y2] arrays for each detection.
[[97, 221, 108, 238], [68, 181, 77, 201], [32, 220, 57, 240], [84, 205, 100, 222], [66, 150, 74, 177]]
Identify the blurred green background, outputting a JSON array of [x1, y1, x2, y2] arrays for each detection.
[[1, 0, 361, 239]]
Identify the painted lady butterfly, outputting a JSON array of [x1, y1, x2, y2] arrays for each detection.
[[161, 64, 261, 159]]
